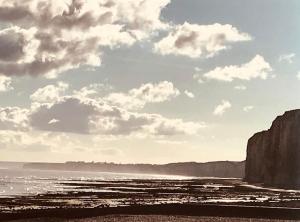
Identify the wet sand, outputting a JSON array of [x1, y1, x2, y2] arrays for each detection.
[[1, 178, 300, 221], [2, 203, 300, 221]]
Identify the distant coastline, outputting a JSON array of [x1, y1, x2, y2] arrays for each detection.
[[23, 160, 245, 178]]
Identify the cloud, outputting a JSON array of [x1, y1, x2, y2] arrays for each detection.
[[0, 130, 79, 153], [48, 118, 60, 124], [193, 67, 205, 84], [0, 26, 38, 63], [193, 74, 205, 84], [184, 90, 195, 98], [144, 115, 203, 136], [213, 100, 231, 116], [243, 106, 254, 112], [30, 97, 100, 134], [7, 81, 203, 137], [0, 76, 13, 92], [30, 81, 69, 103], [203, 55, 272, 82], [0, 130, 49, 151], [278, 53, 295, 64], [296, 72, 300, 80], [194, 67, 202, 72], [74, 83, 113, 98], [29, 96, 204, 136], [0, 106, 29, 130], [234, 85, 247, 90], [105, 81, 180, 110], [0, 0, 171, 77], [154, 22, 251, 58]]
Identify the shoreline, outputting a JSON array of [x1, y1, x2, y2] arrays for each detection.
[[1, 177, 300, 221], [2, 204, 300, 221]]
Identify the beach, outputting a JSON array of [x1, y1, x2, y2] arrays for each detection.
[[11, 215, 300, 222], [1, 169, 300, 221], [1, 179, 300, 221]]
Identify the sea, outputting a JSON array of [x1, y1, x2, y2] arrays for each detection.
[[0, 167, 190, 197]]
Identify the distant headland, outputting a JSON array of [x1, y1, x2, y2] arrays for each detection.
[[23, 160, 245, 178]]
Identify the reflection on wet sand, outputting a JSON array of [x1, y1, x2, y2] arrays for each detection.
[[1, 178, 300, 221]]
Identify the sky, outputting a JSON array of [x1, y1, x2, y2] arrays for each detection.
[[0, 0, 299, 163]]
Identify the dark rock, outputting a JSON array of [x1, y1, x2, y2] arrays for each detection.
[[245, 109, 300, 189]]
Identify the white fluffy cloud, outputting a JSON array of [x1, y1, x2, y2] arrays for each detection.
[[278, 53, 295, 64], [154, 22, 251, 58], [30, 81, 69, 103], [0, 76, 13, 92], [0, 0, 171, 77], [203, 55, 272, 82], [29, 95, 203, 136], [0, 106, 29, 130], [105, 81, 180, 110], [184, 90, 194, 98], [0, 81, 203, 137], [213, 100, 231, 116], [74, 83, 113, 98]]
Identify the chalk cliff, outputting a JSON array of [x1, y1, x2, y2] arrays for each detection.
[[245, 110, 300, 188]]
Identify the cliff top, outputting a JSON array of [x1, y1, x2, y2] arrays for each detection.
[[249, 109, 300, 141]]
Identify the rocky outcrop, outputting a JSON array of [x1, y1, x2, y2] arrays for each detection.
[[245, 110, 300, 189]]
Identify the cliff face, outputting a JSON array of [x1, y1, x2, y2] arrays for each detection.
[[245, 110, 300, 189]]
